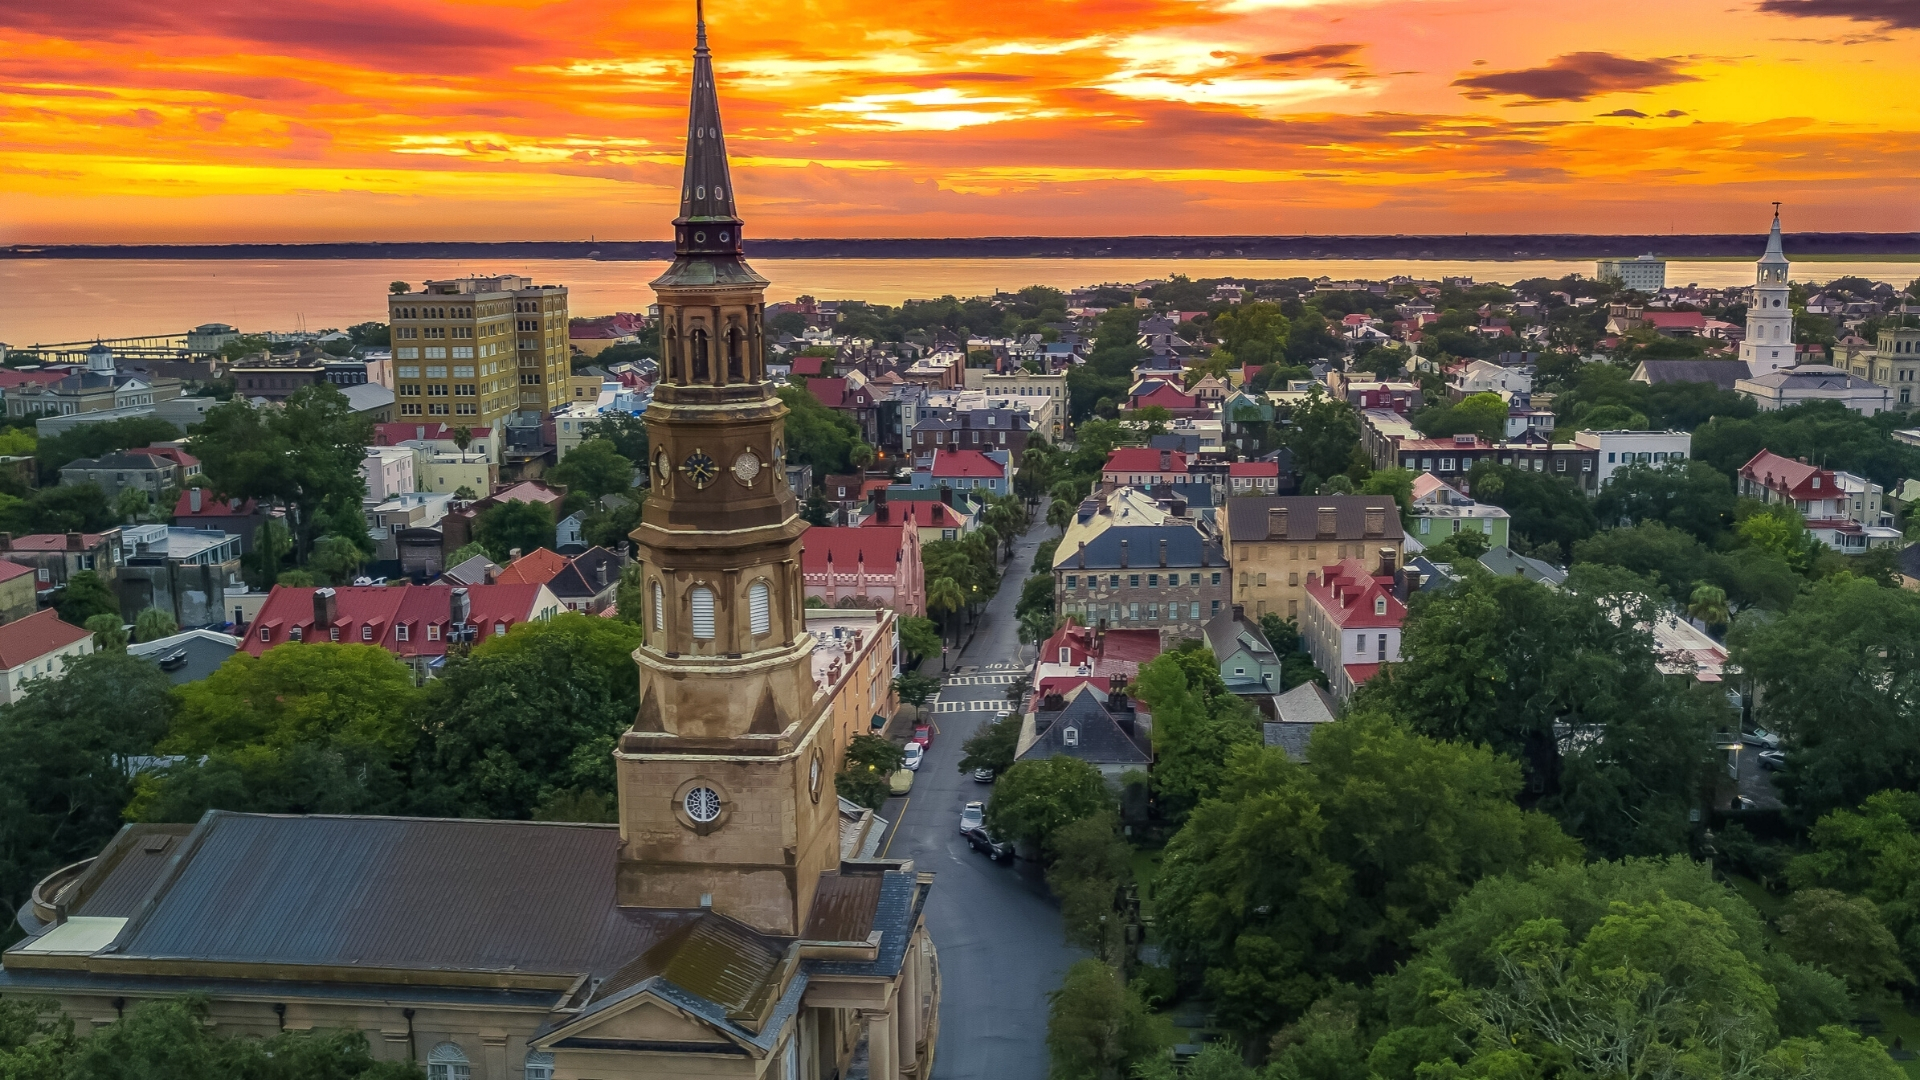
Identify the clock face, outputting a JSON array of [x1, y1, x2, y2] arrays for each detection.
[[681, 449, 718, 489], [808, 750, 824, 801], [654, 452, 672, 486], [733, 450, 761, 486]]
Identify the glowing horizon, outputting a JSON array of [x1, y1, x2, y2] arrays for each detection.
[[2, 0, 1917, 244]]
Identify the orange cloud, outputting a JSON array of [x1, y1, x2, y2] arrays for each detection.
[[0, 0, 1915, 241]]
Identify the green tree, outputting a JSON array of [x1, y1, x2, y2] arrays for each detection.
[[550, 438, 635, 502], [1358, 466, 1415, 521], [411, 615, 644, 820], [1047, 811, 1134, 961], [1373, 856, 1857, 1078], [306, 534, 370, 585], [1694, 399, 1920, 490], [1414, 392, 1508, 442], [114, 484, 154, 523], [1132, 644, 1262, 823], [190, 385, 372, 562], [152, 643, 419, 757], [1360, 566, 1721, 856], [84, 613, 127, 651], [0, 652, 172, 914], [1730, 578, 1920, 822], [1280, 388, 1361, 488], [390, 280, 411, 294], [1688, 581, 1730, 632], [1785, 790, 1920, 981], [897, 615, 940, 662], [35, 416, 180, 481], [985, 755, 1113, 852], [1464, 460, 1596, 560], [1776, 887, 1912, 995], [957, 713, 1021, 777], [473, 499, 554, 562], [893, 671, 938, 707], [612, 560, 646, 627], [926, 575, 966, 643], [61, 996, 420, 1080], [1046, 959, 1168, 1080], [836, 733, 905, 810], [52, 569, 116, 625], [1154, 718, 1579, 1037], [1593, 459, 1738, 543], [776, 384, 866, 475], [133, 606, 178, 643]]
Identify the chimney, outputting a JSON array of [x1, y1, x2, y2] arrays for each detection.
[[313, 587, 338, 630], [1317, 507, 1336, 538], [0, 533, 11, 552], [1120, 538, 1130, 568], [450, 586, 471, 627], [509, 547, 522, 561], [1159, 450, 1171, 471], [596, 561, 609, 587], [1043, 693, 1066, 712], [189, 487, 203, 513], [1232, 603, 1244, 620], [1365, 507, 1385, 536], [940, 486, 953, 506], [1267, 506, 1288, 539], [1159, 538, 1168, 567], [1379, 547, 1397, 577], [1077, 541, 1087, 569], [66, 532, 84, 552]]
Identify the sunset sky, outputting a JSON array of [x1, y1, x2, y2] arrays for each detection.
[[3, 0, 1917, 243]]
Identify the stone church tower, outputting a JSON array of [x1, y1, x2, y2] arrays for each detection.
[[1740, 205, 1795, 374], [616, 9, 839, 936]]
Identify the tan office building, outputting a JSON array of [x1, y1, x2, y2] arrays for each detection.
[[1221, 495, 1405, 622], [389, 275, 570, 427]]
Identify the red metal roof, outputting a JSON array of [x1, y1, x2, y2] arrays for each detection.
[[0, 609, 91, 669], [1642, 311, 1708, 330], [373, 422, 495, 446], [1132, 383, 1199, 409], [137, 445, 199, 469], [1306, 559, 1406, 630], [494, 548, 569, 586], [790, 356, 826, 376], [1739, 449, 1835, 501], [0, 560, 34, 584], [174, 490, 258, 518], [6, 533, 108, 551], [1103, 447, 1189, 474], [873, 501, 966, 529], [1229, 461, 1279, 477], [929, 449, 1004, 479], [243, 583, 552, 659], [800, 526, 905, 572], [808, 377, 849, 409], [1039, 617, 1162, 667]]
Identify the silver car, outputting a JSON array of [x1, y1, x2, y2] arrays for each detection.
[[959, 801, 984, 834]]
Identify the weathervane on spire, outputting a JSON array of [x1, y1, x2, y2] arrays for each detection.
[[695, 0, 707, 49]]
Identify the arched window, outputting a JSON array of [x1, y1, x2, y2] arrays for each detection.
[[523, 1050, 555, 1080], [690, 586, 716, 640], [690, 329, 710, 383], [749, 581, 771, 635], [664, 325, 681, 384], [727, 324, 744, 383], [426, 1043, 471, 1080], [652, 581, 665, 632]]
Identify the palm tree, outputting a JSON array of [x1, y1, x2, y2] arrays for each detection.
[[926, 576, 966, 656], [451, 426, 474, 455], [1688, 582, 1730, 633]]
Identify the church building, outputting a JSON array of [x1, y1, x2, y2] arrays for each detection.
[[2, 13, 938, 1080], [1739, 206, 1796, 375]]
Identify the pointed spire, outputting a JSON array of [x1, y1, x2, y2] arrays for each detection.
[[1764, 202, 1785, 258], [673, 0, 742, 257]]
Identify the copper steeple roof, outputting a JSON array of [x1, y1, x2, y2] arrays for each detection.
[[654, 1, 765, 289]]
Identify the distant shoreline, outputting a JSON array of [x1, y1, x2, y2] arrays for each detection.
[[5, 234, 1917, 263]]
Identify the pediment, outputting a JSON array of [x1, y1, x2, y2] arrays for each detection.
[[544, 983, 739, 1049]]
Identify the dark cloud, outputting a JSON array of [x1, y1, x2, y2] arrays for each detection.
[[1453, 52, 1698, 101], [1600, 108, 1648, 117], [1661, 108, 1688, 116], [1260, 43, 1365, 68], [1756, 0, 1920, 29], [0, 0, 532, 69]]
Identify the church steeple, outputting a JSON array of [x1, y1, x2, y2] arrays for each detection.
[[673, 0, 744, 258], [1741, 203, 1795, 373]]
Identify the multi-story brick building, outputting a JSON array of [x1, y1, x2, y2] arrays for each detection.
[[1221, 495, 1404, 623], [1054, 488, 1228, 644], [1392, 433, 1600, 492]]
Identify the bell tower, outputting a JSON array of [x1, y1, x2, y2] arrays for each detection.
[[615, 6, 838, 936], [1740, 204, 1796, 374]]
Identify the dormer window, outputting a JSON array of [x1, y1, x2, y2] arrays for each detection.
[[1375, 596, 1387, 615], [1063, 726, 1079, 747], [1812, 477, 1820, 488], [1059, 646, 1071, 663], [427, 624, 441, 641]]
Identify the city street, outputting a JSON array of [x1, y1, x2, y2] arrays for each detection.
[[880, 521, 1081, 1080]]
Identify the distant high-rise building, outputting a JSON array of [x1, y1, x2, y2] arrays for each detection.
[[387, 275, 570, 427], [1595, 253, 1667, 292], [1740, 207, 1795, 374]]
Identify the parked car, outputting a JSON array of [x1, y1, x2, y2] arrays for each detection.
[[959, 801, 984, 834], [971, 767, 995, 784], [965, 827, 1013, 862], [888, 769, 914, 796], [903, 742, 924, 771], [1757, 750, 1786, 771], [912, 724, 934, 747], [1746, 728, 1781, 750]]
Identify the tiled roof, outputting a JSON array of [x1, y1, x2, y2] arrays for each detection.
[[0, 609, 91, 669], [1061, 522, 1221, 571]]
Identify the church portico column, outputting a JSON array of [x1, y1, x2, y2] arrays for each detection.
[[862, 1009, 896, 1080]]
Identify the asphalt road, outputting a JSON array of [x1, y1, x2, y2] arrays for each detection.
[[880, 520, 1081, 1080]]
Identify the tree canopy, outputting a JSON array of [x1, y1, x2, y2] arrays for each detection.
[[190, 385, 371, 561]]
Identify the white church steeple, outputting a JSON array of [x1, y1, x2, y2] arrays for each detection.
[[1740, 204, 1795, 373]]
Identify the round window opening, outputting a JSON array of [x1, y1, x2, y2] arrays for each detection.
[[694, 231, 707, 244], [720, 231, 731, 243], [685, 786, 722, 823]]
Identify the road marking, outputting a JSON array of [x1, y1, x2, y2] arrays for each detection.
[[944, 674, 1022, 686], [935, 700, 1010, 713], [880, 797, 909, 858]]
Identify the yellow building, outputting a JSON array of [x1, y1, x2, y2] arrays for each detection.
[[389, 275, 570, 427], [1221, 495, 1405, 622]]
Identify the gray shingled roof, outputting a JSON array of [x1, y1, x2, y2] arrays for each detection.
[[1631, 359, 1749, 390], [1202, 608, 1275, 665], [1022, 689, 1151, 766], [1064, 522, 1222, 571], [1224, 496, 1403, 545]]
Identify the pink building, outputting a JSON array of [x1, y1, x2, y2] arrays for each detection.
[[1301, 557, 1408, 700], [800, 525, 924, 615]]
